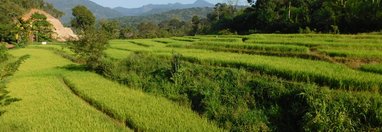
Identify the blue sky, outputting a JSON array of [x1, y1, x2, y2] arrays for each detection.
[[89, 0, 248, 8]]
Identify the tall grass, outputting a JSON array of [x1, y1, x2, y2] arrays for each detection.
[[63, 71, 222, 131], [361, 63, 382, 74], [108, 38, 382, 91], [191, 41, 309, 53], [319, 49, 382, 59], [101, 53, 382, 131], [199, 37, 243, 43], [175, 51, 382, 92]]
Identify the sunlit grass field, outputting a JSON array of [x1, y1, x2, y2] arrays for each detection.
[[2, 34, 382, 131], [0, 48, 219, 131]]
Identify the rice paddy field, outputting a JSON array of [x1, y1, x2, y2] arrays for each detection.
[[1, 34, 382, 131]]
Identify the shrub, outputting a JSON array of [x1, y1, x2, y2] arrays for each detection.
[[67, 28, 109, 71]]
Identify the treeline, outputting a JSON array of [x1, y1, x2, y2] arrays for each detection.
[[101, 0, 382, 39], [213, 0, 382, 34]]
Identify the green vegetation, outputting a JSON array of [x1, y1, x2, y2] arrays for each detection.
[[71, 5, 96, 31], [68, 6, 110, 71], [67, 28, 109, 70], [86, 34, 382, 131], [0, 48, 128, 131], [30, 13, 54, 42], [1, 46, 219, 131], [361, 64, 382, 74], [71, 0, 382, 39], [2, 32, 382, 131], [63, 71, 221, 131], [0, 45, 28, 116], [181, 41, 310, 54]]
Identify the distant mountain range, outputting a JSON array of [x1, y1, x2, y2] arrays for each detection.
[[44, 0, 123, 24], [115, 7, 213, 28], [114, 0, 214, 16], [44, 0, 214, 24]]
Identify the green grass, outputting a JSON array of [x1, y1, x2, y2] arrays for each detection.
[[174, 52, 382, 92], [361, 63, 382, 74], [171, 37, 197, 42], [245, 34, 382, 47], [152, 38, 181, 44], [190, 41, 309, 53], [105, 48, 133, 59], [319, 49, 382, 59], [0, 48, 129, 131], [199, 37, 243, 43], [62, 71, 222, 131], [1, 47, 220, 131], [108, 38, 382, 92], [3, 34, 382, 131]]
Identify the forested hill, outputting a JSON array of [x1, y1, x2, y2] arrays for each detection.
[[114, 7, 213, 27]]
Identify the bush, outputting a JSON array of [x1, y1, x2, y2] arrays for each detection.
[[68, 28, 109, 71]]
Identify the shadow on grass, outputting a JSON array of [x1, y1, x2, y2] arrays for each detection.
[[58, 64, 88, 72]]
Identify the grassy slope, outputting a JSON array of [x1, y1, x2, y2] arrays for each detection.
[[1, 47, 220, 131], [0, 48, 128, 131]]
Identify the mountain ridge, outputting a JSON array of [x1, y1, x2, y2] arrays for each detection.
[[44, 0, 123, 23], [44, 0, 215, 23], [113, 0, 214, 16]]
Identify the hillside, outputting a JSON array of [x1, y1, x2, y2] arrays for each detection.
[[115, 7, 213, 27], [0, 0, 63, 44], [114, 0, 214, 16], [22, 9, 77, 41], [44, 0, 123, 24]]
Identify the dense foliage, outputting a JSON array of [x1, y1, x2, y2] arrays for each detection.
[[103, 0, 382, 39], [223, 0, 382, 34], [71, 5, 96, 32]]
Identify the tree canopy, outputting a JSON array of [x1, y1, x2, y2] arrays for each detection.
[[71, 5, 96, 31]]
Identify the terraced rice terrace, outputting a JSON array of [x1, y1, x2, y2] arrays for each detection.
[[1, 34, 382, 131]]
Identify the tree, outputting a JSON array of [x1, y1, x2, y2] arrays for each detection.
[[71, 5, 95, 31], [191, 16, 201, 35], [68, 28, 109, 71], [30, 13, 53, 42], [99, 19, 120, 39], [137, 22, 159, 38], [119, 27, 134, 39], [69, 6, 109, 71]]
